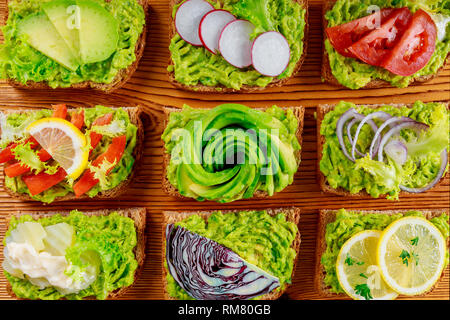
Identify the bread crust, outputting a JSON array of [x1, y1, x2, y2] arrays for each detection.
[[4, 207, 147, 300], [316, 102, 450, 198], [167, 0, 308, 93], [2, 0, 149, 93], [161, 207, 301, 300], [161, 105, 305, 200], [314, 208, 449, 298], [0, 106, 145, 203], [321, 0, 450, 89]]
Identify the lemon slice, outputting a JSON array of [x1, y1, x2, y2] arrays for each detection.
[[377, 216, 446, 296], [27, 118, 89, 179], [336, 230, 398, 300]]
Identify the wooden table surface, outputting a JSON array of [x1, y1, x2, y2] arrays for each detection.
[[0, 0, 448, 300]]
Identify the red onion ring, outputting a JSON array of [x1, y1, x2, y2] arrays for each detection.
[[336, 108, 359, 162], [400, 149, 448, 193], [384, 139, 408, 165], [346, 118, 365, 158]]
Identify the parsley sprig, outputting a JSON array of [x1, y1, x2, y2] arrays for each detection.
[[354, 284, 373, 300]]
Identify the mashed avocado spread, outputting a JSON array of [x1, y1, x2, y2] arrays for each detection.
[[0, 0, 145, 88], [320, 101, 449, 200], [4, 210, 138, 300], [325, 0, 450, 89], [168, 0, 306, 90], [1, 105, 137, 203], [162, 104, 301, 203], [322, 209, 449, 294], [166, 210, 298, 300]]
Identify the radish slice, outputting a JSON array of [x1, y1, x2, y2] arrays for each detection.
[[175, 0, 214, 46], [199, 10, 235, 54], [251, 31, 290, 77], [218, 20, 254, 68]]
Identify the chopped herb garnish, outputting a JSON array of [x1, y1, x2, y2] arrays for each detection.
[[399, 250, 411, 266], [412, 252, 420, 266], [359, 273, 368, 279], [354, 284, 373, 300], [410, 237, 419, 246], [345, 254, 355, 266], [356, 261, 365, 266]]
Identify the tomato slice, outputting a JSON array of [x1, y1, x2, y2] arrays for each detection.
[[4, 148, 52, 178], [73, 135, 127, 197], [89, 113, 113, 151], [326, 8, 395, 58], [381, 9, 437, 76], [70, 109, 85, 130], [22, 167, 67, 196], [52, 104, 67, 119], [347, 8, 412, 66]]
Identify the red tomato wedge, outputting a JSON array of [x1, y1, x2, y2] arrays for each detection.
[[70, 110, 85, 130], [22, 167, 67, 196], [90, 113, 113, 151], [0, 137, 38, 164], [73, 135, 127, 197], [381, 9, 437, 76], [326, 8, 395, 58], [4, 149, 52, 178], [52, 104, 67, 119], [347, 8, 412, 66]]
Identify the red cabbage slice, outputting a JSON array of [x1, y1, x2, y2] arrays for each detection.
[[166, 224, 280, 300]]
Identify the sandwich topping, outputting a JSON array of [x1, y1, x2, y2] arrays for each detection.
[[0, 104, 138, 203], [166, 224, 280, 300], [168, 0, 306, 90], [322, 209, 449, 299], [0, 0, 145, 88], [320, 101, 449, 199], [325, 0, 450, 89], [165, 210, 298, 300], [162, 104, 301, 203], [3, 210, 138, 300]]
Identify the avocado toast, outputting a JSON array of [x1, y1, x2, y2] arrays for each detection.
[[317, 101, 449, 199], [162, 207, 301, 300], [0, 105, 144, 203], [315, 208, 449, 299], [3, 207, 146, 300], [161, 104, 304, 203], [322, 0, 450, 89], [0, 0, 148, 92], [168, 0, 308, 92]]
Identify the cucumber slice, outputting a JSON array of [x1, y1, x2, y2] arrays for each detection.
[[77, 0, 119, 64], [18, 13, 80, 71]]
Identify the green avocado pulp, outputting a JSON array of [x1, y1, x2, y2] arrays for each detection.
[[165, 210, 299, 300], [322, 209, 449, 294], [168, 0, 306, 90], [162, 104, 301, 203], [2, 105, 137, 203], [319, 101, 449, 200], [0, 0, 145, 88], [4, 210, 138, 300], [325, 0, 450, 89]]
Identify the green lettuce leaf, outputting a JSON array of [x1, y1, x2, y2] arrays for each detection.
[[231, 0, 276, 35]]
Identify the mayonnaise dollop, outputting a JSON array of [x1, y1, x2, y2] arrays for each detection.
[[429, 12, 450, 42], [3, 242, 96, 294]]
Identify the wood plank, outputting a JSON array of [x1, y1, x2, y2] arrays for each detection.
[[0, 0, 448, 300]]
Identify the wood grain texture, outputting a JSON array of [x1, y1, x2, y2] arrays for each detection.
[[0, 0, 448, 300]]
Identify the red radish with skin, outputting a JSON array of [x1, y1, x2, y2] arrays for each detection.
[[251, 31, 291, 77], [218, 20, 254, 68], [175, 0, 214, 46], [199, 10, 235, 54]]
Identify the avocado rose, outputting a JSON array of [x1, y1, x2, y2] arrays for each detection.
[[162, 104, 302, 203]]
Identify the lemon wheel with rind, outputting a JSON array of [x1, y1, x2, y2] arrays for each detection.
[[336, 230, 398, 300], [377, 216, 447, 296]]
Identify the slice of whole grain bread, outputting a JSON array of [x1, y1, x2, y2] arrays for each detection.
[[4, 207, 147, 300], [321, 0, 450, 89], [167, 0, 308, 93], [161, 105, 305, 200], [161, 207, 301, 300], [314, 208, 449, 298], [0, 106, 145, 203], [3, 0, 149, 93], [316, 102, 449, 198]]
